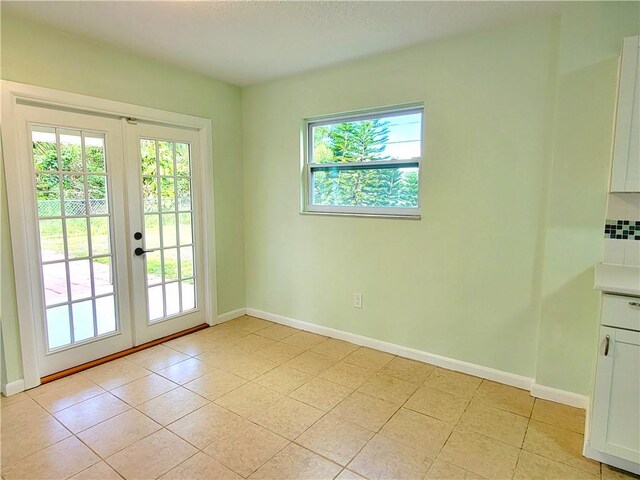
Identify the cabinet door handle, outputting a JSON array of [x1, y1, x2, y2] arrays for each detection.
[[629, 302, 640, 308], [604, 335, 610, 356]]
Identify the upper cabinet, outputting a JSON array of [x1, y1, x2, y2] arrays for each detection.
[[611, 35, 640, 193]]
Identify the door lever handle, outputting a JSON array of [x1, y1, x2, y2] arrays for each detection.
[[134, 247, 155, 256]]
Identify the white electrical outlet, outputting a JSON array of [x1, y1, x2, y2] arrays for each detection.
[[353, 293, 363, 309]]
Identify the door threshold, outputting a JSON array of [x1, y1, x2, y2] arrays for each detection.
[[40, 323, 209, 384]]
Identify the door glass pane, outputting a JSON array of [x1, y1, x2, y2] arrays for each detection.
[[160, 178, 175, 211], [90, 217, 110, 255], [139, 137, 197, 323], [158, 141, 174, 176], [176, 143, 190, 176], [32, 126, 58, 171], [148, 285, 164, 321], [162, 214, 177, 247], [181, 281, 195, 310], [177, 178, 191, 211], [63, 175, 86, 215], [142, 177, 159, 213], [94, 257, 114, 296], [42, 263, 68, 306], [146, 250, 162, 285], [179, 213, 192, 245], [39, 219, 65, 261], [60, 129, 83, 171], [144, 214, 160, 249], [96, 295, 116, 335], [180, 246, 193, 278], [66, 218, 89, 258], [69, 259, 91, 300], [32, 125, 119, 351], [166, 282, 180, 316], [140, 139, 157, 175], [88, 175, 108, 214], [85, 133, 106, 173], [163, 248, 178, 281], [47, 305, 71, 349], [36, 174, 61, 217], [72, 300, 95, 342]]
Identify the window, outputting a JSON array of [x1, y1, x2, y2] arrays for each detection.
[[304, 105, 423, 217]]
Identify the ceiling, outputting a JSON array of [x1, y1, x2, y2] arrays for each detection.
[[3, 1, 566, 86]]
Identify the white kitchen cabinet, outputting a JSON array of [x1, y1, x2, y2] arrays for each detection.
[[611, 35, 640, 193], [586, 294, 640, 474]]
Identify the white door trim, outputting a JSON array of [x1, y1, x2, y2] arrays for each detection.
[[1, 80, 217, 389]]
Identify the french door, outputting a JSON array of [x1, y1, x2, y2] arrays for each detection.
[[126, 123, 205, 345], [12, 103, 206, 376]]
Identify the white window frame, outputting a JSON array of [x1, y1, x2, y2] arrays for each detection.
[[302, 104, 424, 218], [1, 81, 218, 389]]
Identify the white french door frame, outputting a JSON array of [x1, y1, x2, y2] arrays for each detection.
[[1, 81, 218, 389]]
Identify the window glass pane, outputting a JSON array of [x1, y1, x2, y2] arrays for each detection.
[[311, 111, 422, 164], [36, 174, 61, 217], [144, 214, 161, 249], [94, 257, 114, 296], [90, 217, 111, 256], [32, 126, 58, 171], [176, 143, 190, 176], [73, 300, 94, 342], [85, 133, 106, 173], [47, 305, 71, 349], [141, 139, 157, 176], [69, 259, 92, 300], [63, 175, 86, 215], [312, 167, 419, 208], [142, 176, 159, 212], [60, 129, 83, 171], [96, 295, 117, 335], [65, 218, 89, 258], [148, 285, 164, 321], [158, 141, 174, 176], [179, 213, 192, 245], [42, 263, 68, 306], [39, 219, 65, 261], [166, 282, 180, 316], [88, 175, 108, 214]]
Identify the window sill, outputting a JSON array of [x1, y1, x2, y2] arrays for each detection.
[[300, 210, 421, 220]]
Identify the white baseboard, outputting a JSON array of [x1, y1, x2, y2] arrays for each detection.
[[530, 383, 589, 409], [2, 379, 25, 397], [245, 308, 535, 392], [216, 308, 247, 325]]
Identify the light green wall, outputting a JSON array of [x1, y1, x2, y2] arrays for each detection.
[[535, 3, 640, 394], [242, 3, 638, 394], [0, 13, 246, 383], [243, 17, 560, 379]]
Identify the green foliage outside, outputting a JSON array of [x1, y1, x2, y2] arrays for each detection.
[[34, 140, 107, 206], [33, 139, 194, 284], [312, 119, 419, 207]]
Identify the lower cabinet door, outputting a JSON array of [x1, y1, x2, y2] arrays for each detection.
[[590, 326, 640, 463]]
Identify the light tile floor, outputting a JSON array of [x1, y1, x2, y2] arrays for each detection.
[[1, 316, 638, 480]]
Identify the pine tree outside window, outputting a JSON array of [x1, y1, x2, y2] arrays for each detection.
[[304, 105, 423, 217]]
